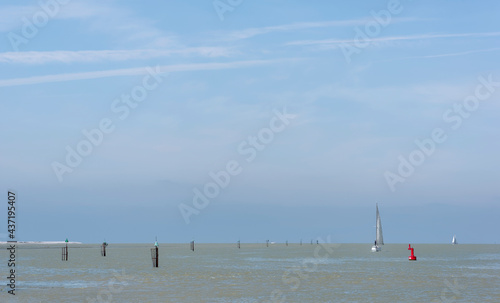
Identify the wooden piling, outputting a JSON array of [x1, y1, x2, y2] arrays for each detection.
[[237, 240, 240, 249], [62, 244, 68, 261], [151, 238, 159, 267], [101, 241, 108, 257], [151, 246, 159, 267], [62, 238, 69, 261], [190, 240, 195, 252]]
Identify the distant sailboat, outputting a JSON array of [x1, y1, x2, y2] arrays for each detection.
[[371, 204, 384, 252], [452, 235, 457, 245]]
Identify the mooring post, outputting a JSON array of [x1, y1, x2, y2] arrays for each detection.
[[156, 245, 159, 267], [101, 241, 108, 257], [155, 238, 159, 267], [151, 238, 159, 267], [190, 240, 195, 252], [237, 240, 240, 249], [62, 238, 69, 261]]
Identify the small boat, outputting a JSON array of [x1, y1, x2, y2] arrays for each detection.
[[452, 235, 457, 245], [371, 203, 384, 252]]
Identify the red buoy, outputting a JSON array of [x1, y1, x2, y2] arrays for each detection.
[[408, 244, 417, 261]]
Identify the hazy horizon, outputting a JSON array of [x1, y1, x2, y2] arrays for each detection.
[[1, 1, 499, 246]]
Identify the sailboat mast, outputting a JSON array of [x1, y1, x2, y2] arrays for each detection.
[[375, 204, 378, 242]]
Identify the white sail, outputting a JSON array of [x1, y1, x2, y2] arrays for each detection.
[[452, 235, 457, 244], [376, 204, 384, 245], [371, 203, 384, 252]]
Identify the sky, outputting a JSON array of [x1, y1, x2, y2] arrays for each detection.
[[0, 0, 499, 244]]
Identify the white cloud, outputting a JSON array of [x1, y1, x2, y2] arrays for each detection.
[[224, 20, 368, 40], [301, 82, 472, 109], [0, 5, 40, 32], [218, 17, 420, 41], [59, 1, 178, 48], [287, 32, 500, 49], [55, 1, 111, 20], [0, 2, 98, 32], [402, 47, 500, 59], [0, 47, 234, 64], [0, 1, 178, 48], [0, 59, 292, 87]]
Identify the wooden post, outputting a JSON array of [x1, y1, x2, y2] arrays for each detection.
[[151, 246, 159, 267], [190, 240, 195, 252], [156, 246, 159, 267], [62, 238, 69, 261], [151, 238, 159, 267], [237, 240, 240, 249], [101, 241, 108, 257], [62, 245, 68, 261]]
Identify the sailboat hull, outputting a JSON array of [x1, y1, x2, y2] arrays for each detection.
[[371, 245, 381, 252]]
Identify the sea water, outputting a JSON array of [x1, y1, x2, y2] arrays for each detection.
[[0, 243, 499, 302]]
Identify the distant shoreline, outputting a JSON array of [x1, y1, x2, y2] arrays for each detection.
[[0, 241, 83, 244]]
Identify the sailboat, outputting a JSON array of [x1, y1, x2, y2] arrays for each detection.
[[371, 204, 384, 252], [452, 235, 457, 245]]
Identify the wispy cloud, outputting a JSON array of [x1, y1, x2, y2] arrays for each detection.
[[0, 47, 234, 64], [287, 32, 500, 49], [301, 81, 472, 109], [224, 20, 367, 40], [0, 5, 35, 32], [0, 2, 108, 32], [0, 59, 296, 87], [55, 1, 112, 20], [61, 1, 178, 48], [219, 18, 418, 41], [6, 0, 179, 48], [0, 1, 177, 48], [403, 47, 500, 59]]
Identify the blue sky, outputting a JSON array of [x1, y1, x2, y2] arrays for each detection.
[[1, 0, 499, 244]]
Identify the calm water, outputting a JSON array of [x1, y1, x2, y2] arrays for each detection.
[[0, 243, 499, 302]]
